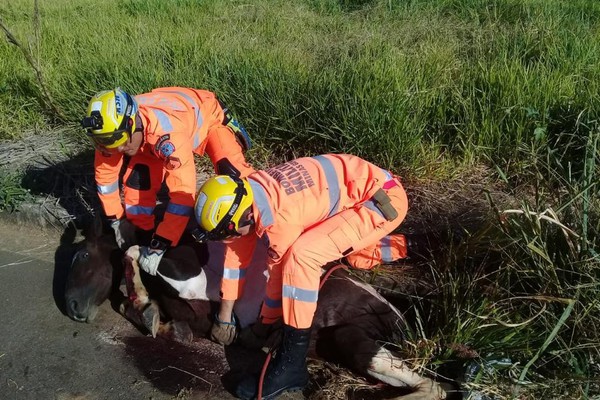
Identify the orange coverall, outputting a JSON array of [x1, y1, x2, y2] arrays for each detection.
[[221, 154, 409, 329], [95, 87, 254, 246]]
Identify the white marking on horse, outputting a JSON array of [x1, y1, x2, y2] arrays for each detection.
[[125, 246, 150, 306], [158, 270, 210, 301]]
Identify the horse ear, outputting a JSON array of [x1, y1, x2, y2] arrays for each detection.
[[91, 211, 104, 239], [59, 220, 78, 245], [82, 211, 105, 240]]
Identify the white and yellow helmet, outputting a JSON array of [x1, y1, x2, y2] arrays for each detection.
[[193, 175, 254, 242], [81, 88, 138, 149]]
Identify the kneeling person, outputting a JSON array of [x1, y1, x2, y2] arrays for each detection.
[[81, 87, 254, 273], [193, 154, 410, 400]]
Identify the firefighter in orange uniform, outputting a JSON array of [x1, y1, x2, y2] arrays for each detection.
[[81, 87, 254, 276], [193, 154, 410, 399]]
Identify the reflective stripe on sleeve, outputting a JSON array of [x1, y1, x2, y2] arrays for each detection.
[[380, 236, 394, 262], [282, 285, 318, 303], [125, 204, 155, 215], [161, 89, 204, 148], [165, 202, 193, 217], [312, 155, 341, 217], [97, 181, 119, 195], [248, 178, 274, 227], [223, 267, 247, 280], [363, 199, 385, 219], [381, 168, 393, 181], [152, 109, 173, 133]]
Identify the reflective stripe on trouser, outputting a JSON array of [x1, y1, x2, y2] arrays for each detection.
[[204, 124, 254, 179], [123, 152, 164, 231], [262, 183, 408, 329], [344, 233, 407, 269]]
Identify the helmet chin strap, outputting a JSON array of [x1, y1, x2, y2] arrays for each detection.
[[125, 107, 144, 146], [134, 114, 144, 146]]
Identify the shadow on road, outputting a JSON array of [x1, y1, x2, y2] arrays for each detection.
[[52, 222, 79, 316], [122, 335, 237, 397]]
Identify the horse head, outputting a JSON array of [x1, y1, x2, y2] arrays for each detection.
[[64, 215, 122, 322], [63, 214, 214, 327]]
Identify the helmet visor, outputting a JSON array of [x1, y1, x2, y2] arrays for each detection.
[[87, 129, 128, 147]]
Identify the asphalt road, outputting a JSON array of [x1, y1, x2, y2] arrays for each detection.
[[0, 218, 267, 400]]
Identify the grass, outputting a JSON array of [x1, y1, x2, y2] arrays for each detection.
[[1, 0, 599, 398], [1, 0, 599, 176], [0, 171, 32, 212], [395, 127, 600, 398]]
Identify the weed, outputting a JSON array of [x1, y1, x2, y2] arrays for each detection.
[[0, 170, 32, 212]]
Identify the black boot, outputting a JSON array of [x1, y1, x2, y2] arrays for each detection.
[[236, 325, 311, 400]]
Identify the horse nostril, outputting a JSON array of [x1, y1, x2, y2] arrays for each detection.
[[67, 298, 89, 322], [69, 299, 79, 314]]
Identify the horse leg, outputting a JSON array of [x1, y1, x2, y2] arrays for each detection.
[[318, 324, 446, 400], [367, 346, 446, 400], [122, 246, 161, 337], [155, 320, 194, 344], [119, 296, 194, 344], [118, 297, 160, 336]]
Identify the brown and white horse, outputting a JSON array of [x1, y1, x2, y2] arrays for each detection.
[[64, 217, 447, 400]]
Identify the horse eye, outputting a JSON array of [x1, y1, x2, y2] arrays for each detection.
[[72, 250, 89, 263], [71, 249, 90, 268]]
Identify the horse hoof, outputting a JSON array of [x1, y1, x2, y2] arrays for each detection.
[[119, 299, 138, 321], [120, 299, 148, 330], [171, 321, 194, 344], [142, 301, 161, 337], [119, 299, 130, 316]]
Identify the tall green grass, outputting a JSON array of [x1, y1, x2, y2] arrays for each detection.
[[2, 0, 599, 176], [403, 127, 600, 398]]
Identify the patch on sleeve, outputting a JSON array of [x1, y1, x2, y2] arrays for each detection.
[[267, 247, 281, 261], [165, 156, 182, 170], [154, 135, 175, 159]]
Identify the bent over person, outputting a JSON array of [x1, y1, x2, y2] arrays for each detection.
[[81, 87, 254, 275], [192, 154, 410, 399]]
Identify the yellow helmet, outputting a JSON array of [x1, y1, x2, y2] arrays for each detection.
[[193, 175, 254, 242], [81, 88, 138, 149]]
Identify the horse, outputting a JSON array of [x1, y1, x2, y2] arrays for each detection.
[[64, 217, 448, 400]]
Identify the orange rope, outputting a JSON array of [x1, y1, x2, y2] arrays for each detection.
[[319, 263, 348, 289], [257, 352, 271, 400], [256, 263, 348, 400]]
